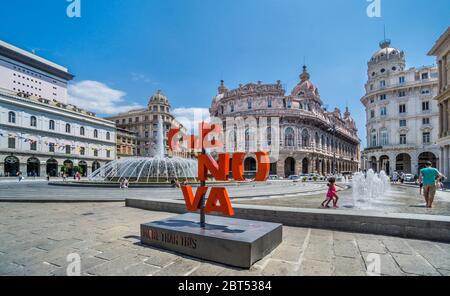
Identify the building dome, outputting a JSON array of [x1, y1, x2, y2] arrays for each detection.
[[291, 65, 321, 104], [367, 39, 406, 80], [371, 41, 401, 60], [149, 90, 169, 105], [343, 107, 356, 130]]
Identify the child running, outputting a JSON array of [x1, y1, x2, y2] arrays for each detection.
[[321, 177, 339, 208]]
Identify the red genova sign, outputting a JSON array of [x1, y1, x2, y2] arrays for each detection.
[[168, 122, 270, 217]]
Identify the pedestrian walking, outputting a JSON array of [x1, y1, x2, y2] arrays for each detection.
[[419, 161, 445, 209], [17, 171, 23, 183]]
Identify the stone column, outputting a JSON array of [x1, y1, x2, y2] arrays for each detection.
[[0, 163, 4, 177], [444, 146, 449, 177], [411, 159, 419, 176], [446, 100, 450, 137], [40, 164, 46, 177], [277, 159, 284, 178], [20, 163, 27, 175], [389, 157, 395, 176], [308, 156, 313, 174], [439, 103, 444, 138], [444, 55, 448, 90], [295, 157, 302, 175]]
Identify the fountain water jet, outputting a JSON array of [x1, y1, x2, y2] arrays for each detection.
[[88, 116, 197, 184], [352, 169, 390, 209]]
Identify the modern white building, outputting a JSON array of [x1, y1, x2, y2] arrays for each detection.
[[0, 40, 116, 178], [0, 40, 74, 104], [0, 89, 116, 177], [361, 39, 439, 176]]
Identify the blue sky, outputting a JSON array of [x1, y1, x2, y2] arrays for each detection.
[[0, 0, 448, 146]]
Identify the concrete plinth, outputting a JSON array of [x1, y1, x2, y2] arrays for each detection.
[[140, 213, 283, 268]]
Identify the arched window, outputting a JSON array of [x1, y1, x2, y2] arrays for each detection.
[[301, 129, 310, 147], [315, 133, 320, 148], [230, 103, 234, 112], [65, 124, 71, 133], [245, 128, 250, 151], [80, 127, 85, 136], [285, 128, 295, 147], [106, 132, 111, 140], [94, 129, 98, 138], [49, 120, 55, 130], [8, 112, 16, 123], [267, 127, 272, 146], [30, 116, 37, 127]]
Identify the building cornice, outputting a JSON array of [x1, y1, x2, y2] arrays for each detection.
[[361, 80, 439, 103], [428, 26, 450, 56], [434, 88, 450, 103], [0, 91, 116, 128]]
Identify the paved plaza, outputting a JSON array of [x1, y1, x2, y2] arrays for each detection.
[[0, 181, 327, 202], [0, 202, 449, 276], [234, 184, 450, 216], [2, 181, 450, 216]]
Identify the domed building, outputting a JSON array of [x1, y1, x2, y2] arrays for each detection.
[[210, 66, 361, 178], [361, 39, 439, 176], [107, 90, 189, 158]]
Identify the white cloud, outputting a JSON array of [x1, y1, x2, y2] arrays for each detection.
[[68, 80, 143, 115], [172, 107, 211, 133]]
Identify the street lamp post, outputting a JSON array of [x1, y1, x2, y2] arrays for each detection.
[[199, 147, 206, 228]]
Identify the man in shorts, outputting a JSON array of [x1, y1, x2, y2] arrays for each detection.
[[419, 161, 444, 208]]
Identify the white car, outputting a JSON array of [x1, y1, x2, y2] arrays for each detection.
[[403, 174, 415, 182]]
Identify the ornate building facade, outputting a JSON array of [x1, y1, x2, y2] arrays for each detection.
[[429, 27, 450, 177], [361, 39, 439, 176], [107, 90, 189, 158], [210, 66, 360, 178]]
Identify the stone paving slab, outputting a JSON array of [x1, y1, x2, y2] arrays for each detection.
[[0, 202, 449, 276]]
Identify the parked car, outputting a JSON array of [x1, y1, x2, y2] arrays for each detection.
[[404, 174, 415, 182], [288, 175, 300, 182], [268, 175, 280, 180]]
